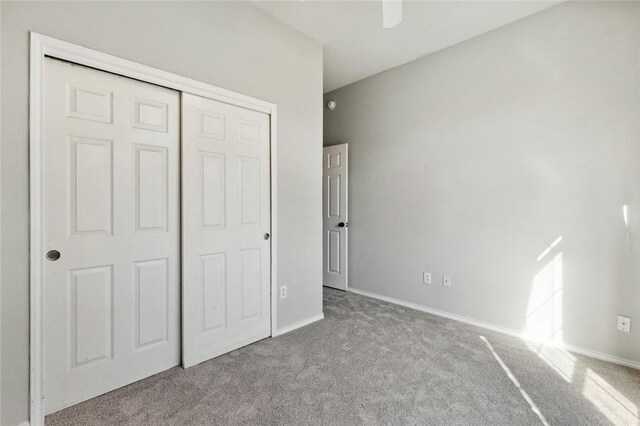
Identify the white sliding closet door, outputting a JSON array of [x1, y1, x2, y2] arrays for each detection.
[[43, 58, 180, 414], [182, 93, 271, 367]]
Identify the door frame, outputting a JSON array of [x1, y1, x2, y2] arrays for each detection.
[[29, 32, 279, 426]]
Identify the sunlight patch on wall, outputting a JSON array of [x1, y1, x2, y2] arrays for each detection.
[[526, 237, 563, 345], [536, 236, 562, 262], [623, 204, 631, 250]]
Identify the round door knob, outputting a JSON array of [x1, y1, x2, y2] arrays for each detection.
[[338, 222, 348, 228], [264, 233, 270, 240], [46, 250, 61, 261]]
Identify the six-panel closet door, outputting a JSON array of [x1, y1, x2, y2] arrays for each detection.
[[43, 58, 181, 414], [42, 58, 272, 414], [181, 93, 271, 367]]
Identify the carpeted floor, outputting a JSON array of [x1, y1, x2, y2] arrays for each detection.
[[47, 288, 640, 425]]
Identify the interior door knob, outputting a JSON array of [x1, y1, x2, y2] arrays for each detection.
[[264, 233, 270, 240], [338, 222, 348, 228], [46, 250, 61, 261]]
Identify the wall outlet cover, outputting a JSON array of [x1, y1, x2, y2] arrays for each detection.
[[617, 315, 631, 333], [423, 272, 431, 284], [280, 285, 287, 299], [442, 276, 451, 288]]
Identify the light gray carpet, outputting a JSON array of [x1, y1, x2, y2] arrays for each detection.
[[47, 288, 640, 425]]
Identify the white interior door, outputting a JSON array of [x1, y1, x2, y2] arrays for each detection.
[[43, 58, 181, 414], [182, 93, 271, 367], [323, 144, 348, 290]]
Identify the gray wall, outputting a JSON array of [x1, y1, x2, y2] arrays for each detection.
[[325, 2, 640, 364], [1, 2, 323, 425]]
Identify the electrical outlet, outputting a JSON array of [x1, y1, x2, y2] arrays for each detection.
[[423, 272, 431, 284], [617, 315, 631, 333], [280, 285, 287, 299], [442, 275, 451, 288]]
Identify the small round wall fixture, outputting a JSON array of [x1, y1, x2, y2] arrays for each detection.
[[326, 100, 336, 110]]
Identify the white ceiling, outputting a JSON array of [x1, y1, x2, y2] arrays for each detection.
[[251, 1, 561, 92]]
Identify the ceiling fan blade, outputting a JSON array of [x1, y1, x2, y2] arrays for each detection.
[[383, 0, 402, 29]]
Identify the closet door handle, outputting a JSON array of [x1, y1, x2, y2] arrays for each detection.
[[46, 250, 61, 261]]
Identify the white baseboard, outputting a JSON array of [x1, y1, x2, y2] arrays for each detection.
[[349, 287, 640, 371], [273, 313, 324, 337]]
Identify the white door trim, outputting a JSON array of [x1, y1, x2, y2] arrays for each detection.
[[29, 32, 279, 426]]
